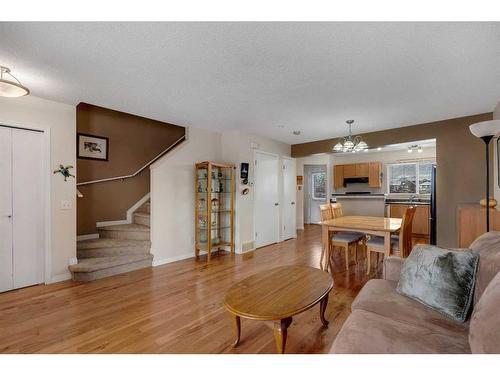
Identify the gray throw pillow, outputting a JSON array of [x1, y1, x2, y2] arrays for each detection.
[[397, 244, 479, 322]]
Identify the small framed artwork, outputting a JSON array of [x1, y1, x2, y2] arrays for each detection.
[[77, 133, 109, 161]]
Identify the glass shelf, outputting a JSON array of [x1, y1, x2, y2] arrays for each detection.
[[197, 178, 232, 181], [195, 161, 235, 261], [198, 226, 232, 231]]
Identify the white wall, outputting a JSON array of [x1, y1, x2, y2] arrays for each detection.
[[0, 96, 76, 283], [295, 154, 331, 229], [150, 128, 291, 264], [221, 130, 291, 252], [150, 127, 222, 264]]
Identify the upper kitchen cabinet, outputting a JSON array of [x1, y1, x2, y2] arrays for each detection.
[[356, 163, 369, 177], [343, 164, 356, 178], [334, 165, 344, 189], [368, 162, 382, 188], [333, 161, 382, 188]]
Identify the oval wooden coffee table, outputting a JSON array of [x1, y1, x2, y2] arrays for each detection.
[[224, 265, 334, 354]]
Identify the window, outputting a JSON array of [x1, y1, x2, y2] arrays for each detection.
[[387, 161, 435, 195], [311, 172, 326, 200]]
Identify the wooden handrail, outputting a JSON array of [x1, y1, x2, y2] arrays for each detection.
[[76, 134, 186, 186]]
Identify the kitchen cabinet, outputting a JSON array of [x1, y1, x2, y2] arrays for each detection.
[[368, 162, 382, 188], [457, 204, 500, 247], [343, 164, 356, 178], [333, 161, 382, 188], [334, 165, 344, 189], [356, 163, 369, 177], [388, 204, 430, 238]]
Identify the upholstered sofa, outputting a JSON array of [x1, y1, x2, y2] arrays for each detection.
[[331, 231, 500, 354]]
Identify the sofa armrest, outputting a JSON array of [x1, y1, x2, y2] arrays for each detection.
[[383, 256, 405, 282]]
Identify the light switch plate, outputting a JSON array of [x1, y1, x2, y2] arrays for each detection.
[[61, 200, 72, 210]]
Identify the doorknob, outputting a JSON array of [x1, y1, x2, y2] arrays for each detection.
[[291, 202, 295, 205], [274, 203, 279, 206]]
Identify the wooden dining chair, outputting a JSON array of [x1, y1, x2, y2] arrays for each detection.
[[321, 203, 365, 272], [366, 205, 416, 275]]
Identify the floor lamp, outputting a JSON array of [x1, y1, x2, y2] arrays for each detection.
[[469, 120, 500, 232]]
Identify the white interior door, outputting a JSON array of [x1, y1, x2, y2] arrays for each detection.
[[11, 129, 45, 289], [0, 126, 44, 293], [254, 152, 279, 248], [282, 157, 296, 240], [0, 127, 13, 292]]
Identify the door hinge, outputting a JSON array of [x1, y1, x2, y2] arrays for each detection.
[[255, 232, 258, 237], [255, 160, 257, 166]]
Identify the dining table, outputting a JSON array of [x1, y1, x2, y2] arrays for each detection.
[[320, 216, 403, 271]]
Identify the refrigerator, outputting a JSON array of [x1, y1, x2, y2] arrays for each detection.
[[430, 164, 437, 245]]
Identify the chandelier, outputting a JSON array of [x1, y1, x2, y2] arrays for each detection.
[[333, 120, 368, 153], [0, 66, 30, 97]]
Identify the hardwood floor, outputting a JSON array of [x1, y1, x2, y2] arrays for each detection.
[[0, 224, 377, 354]]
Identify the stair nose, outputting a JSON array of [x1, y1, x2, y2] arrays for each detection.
[[98, 223, 150, 240], [77, 238, 151, 258], [133, 212, 150, 227], [69, 254, 153, 282]]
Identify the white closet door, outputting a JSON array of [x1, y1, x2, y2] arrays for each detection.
[[254, 152, 279, 248], [12, 129, 44, 289], [282, 157, 296, 240], [0, 127, 13, 292]]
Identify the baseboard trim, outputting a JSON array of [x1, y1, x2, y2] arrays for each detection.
[[77, 233, 99, 241], [127, 193, 151, 222], [49, 272, 72, 284], [152, 252, 194, 266], [96, 219, 129, 228]]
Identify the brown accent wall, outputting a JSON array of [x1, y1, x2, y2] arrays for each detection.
[[77, 103, 185, 235], [291, 113, 494, 248]]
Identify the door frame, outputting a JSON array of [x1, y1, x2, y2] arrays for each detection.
[[281, 156, 297, 241], [303, 164, 328, 224], [253, 150, 280, 248], [0, 120, 51, 285]]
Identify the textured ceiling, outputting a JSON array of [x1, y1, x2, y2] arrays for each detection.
[[0, 22, 499, 144]]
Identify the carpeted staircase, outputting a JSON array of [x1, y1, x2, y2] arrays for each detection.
[[70, 201, 153, 281]]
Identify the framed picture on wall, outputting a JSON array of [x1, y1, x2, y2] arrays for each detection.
[[77, 133, 109, 161]]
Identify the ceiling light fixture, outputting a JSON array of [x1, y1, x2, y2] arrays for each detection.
[[407, 145, 423, 153], [0, 66, 30, 97], [332, 120, 368, 153], [377, 147, 382, 151]]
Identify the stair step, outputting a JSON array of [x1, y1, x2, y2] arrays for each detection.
[[69, 254, 153, 281], [98, 223, 150, 240], [137, 201, 150, 214], [133, 212, 150, 227], [77, 238, 151, 258]]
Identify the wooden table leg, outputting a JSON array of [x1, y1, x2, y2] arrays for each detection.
[[384, 232, 391, 259], [319, 293, 329, 326], [231, 314, 241, 347], [273, 317, 293, 354], [321, 225, 329, 271]]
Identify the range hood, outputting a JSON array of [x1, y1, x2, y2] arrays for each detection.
[[344, 177, 369, 185]]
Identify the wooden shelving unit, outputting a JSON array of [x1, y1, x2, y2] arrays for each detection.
[[195, 161, 235, 262]]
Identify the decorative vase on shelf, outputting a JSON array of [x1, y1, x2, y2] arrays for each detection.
[[480, 198, 497, 208], [211, 197, 219, 211], [198, 198, 206, 210]]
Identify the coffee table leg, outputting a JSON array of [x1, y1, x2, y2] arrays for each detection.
[[231, 314, 241, 347], [319, 294, 329, 326], [273, 317, 292, 354]]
